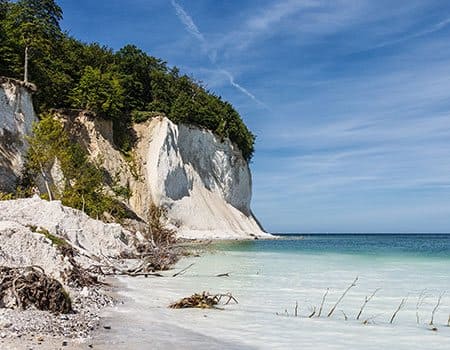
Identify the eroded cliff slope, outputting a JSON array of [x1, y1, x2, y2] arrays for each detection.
[[60, 112, 268, 239], [0, 78, 37, 192], [0, 79, 268, 239]]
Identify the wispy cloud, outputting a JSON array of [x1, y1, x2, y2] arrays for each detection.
[[246, 0, 317, 31], [368, 17, 450, 51], [170, 0, 204, 43], [170, 0, 264, 107], [220, 69, 267, 107]]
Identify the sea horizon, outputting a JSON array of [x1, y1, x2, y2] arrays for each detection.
[[274, 232, 450, 235]]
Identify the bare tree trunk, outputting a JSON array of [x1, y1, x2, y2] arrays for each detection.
[[308, 306, 316, 318], [390, 298, 407, 324], [81, 194, 85, 213], [24, 46, 29, 83], [430, 292, 444, 326], [327, 277, 358, 318], [38, 162, 53, 201], [416, 290, 427, 325], [317, 288, 329, 317], [357, 288, 380, 320]]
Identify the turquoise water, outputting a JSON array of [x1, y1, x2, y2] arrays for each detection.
[[97, 234, 450, 349], [217, 234, 450, 259]]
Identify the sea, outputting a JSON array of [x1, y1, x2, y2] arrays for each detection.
[[95, 234, 450, 349]]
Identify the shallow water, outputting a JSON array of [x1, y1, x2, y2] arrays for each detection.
[[95, 234, 450, 349]]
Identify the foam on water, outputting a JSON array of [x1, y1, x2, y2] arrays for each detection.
[[95, 235, 450, 349]]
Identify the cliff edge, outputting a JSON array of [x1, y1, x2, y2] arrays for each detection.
[[0, 79, 269, 240], [133, 117, 269, 239]]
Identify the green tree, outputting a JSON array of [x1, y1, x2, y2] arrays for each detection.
[[69, 66, 124, 118], [0, 0, 256, 161], [4, 0, 63, 82]]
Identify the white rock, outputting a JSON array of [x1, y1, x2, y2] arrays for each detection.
[[0, 221, 71, 281], [0, 79, 271, 240], [59, 112, 271, 240], [0, 196, 134, 259], [133, 117, 271, 239], [0, 78, 37, 192]]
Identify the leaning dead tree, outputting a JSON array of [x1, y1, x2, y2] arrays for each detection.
[[429, 292, 445, 326], [317, 288, 329, 317], [327, 277, 358, 318], [416, 290, 428, 325], [390, 297, 407, 324], [308, 306, 316, 318], [356, 288, 380, 320], [172, 263, 195, 277]]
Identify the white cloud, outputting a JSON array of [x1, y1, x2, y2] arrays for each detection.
[[170, 0, 266, 107], [170, 0, 204, 42], [220, 69, 267, 108]]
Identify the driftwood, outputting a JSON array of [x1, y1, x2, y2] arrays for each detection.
[[317, 288, 329, 317], [172, 263, 195, 277], [327, 277, 358, 318], [169, 292, 238, 309], [356, 288, 380, 320], [93, 244, 180, 278], [430, 292, 445, 326], [216, 273, 230, 277], [0, 266, 72, 314], [60, 244, 100, 287], [308, 306, 316, 318], [390, 297, 407, 324], [416, 290, 428, 325]]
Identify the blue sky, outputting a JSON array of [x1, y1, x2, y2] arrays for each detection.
[[58, 0, 450, 233]]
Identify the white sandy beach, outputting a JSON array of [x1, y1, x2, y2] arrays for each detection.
[[92, 247, 450, 350]]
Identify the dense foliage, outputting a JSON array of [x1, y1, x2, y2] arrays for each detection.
[[0, 0, 255, 160], [27, 114, 126, 219]]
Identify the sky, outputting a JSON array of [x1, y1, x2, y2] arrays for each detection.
[[57, 0, 450, 233]]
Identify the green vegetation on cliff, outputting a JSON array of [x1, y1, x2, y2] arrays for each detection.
[[0, 0, 255, 161], [27, 114, 126, 219]]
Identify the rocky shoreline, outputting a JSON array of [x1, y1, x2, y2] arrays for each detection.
[[0, 196, 172, 349], [0, 284, 115, 349], [0, 196, 268, 349]]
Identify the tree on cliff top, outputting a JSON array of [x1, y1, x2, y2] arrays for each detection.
[[0, 0, 255, 161], [3, 0, 62, 82]]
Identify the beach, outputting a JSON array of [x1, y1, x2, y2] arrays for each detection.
[[92, 235, 450, 349]]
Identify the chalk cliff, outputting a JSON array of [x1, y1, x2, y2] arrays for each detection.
[[132, 117, 268, 239], [0, 79, 269, 239], [0, 78, 37, 192]]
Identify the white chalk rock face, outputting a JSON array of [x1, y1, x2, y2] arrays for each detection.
[[134, 117, 269, 239], [0, 196, 134, 259], [0, 78, 37, 192], [0, 221, 72, 281]]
